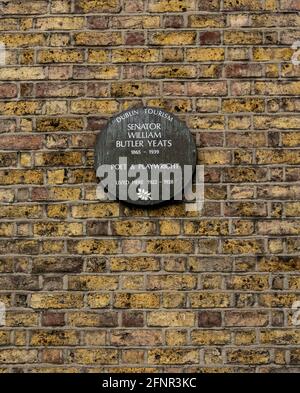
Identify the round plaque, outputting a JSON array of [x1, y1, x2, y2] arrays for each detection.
[[95, 107, 196, 206]]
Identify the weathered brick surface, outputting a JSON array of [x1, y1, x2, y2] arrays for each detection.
[[0, 0, 299, 373]]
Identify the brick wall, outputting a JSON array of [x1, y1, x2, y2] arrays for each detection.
[[0, 0, 300, 372]]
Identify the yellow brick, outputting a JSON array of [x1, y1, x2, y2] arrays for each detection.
[[76, 65, 119, 80], [0, 169, 43, 185], [20, 18, 33, 31], [268, 239, 284, 254], [0, 101, 41, 115], [112, 49, 159, 63], [31, 293, 84, 309], [38, 49, 84, 63], [20, 49, 34, 65], [112, 220, 156, 236], [75, 0, 121, 13], [148, 204, 186, 217], [68, 349, 118, 364], [74, 32, 122, 46], [0, 331, 10, 346], [159, 220, 181, 235], [253, 48, 293, 61], [67, 239, 118, 254], [282, 132, 300, 147], [259, 293, 299, 307], [70, 100, 119, 114], [162, 48, 184, 62], [224, 31, 262, 44], [227, 275, 269, 290], [88, 50, 110, 63], [191, 330, 231, 345], [286, 203, 300, 217], [228, 116, 251, 129], [148, 0, 196, 12], [111, 82, 158, 97], [148, 311, 195, 327], [149, 31, 196, 46], [111, 330, 162, 346], [187, 48, 225, 61], [27, 366, 80, 373], [37, 117, 84, 132], [255, 81, 300, 95], [198, 150, 231, 165], [0, 33, 46, 47], [0, 205, 42, 219], [106, 367, 157, 372], [40, 240, 65, 253], [204, 348, 222, 365], [289, 276, 300, 289], [256, 149, 300, 163], [184, 220, 229, 236], [84, 331, 106, 346], [274, 349, 286, 365], [147, 65, 197, 78], [30, 330, 79, 346], [43, 100, 68, 115], [47, 169, 65, 185], [6, 312, 39, 327], [0, 19, 19, 31], [46, 204, 68, 219], [49, 187, 81, 201], [122, 350, 145, 364], [223, 239, 263, 254], [71, 203, 119, 218], [33, 222, 83, 237], [110, 256, 160, 271], [20, 118, 33, 131], [224, 0, 263, 10], [114, 293, 160, 308], [189, 15, 225, 28], [0, 223, 14, 237], [189, 293, 231, 308], [227, 47, 249, 61], [147, 274, 196, 290], [0, 190, 14, 203], [1, 1, 48, 14], [222, 98, 265, 113], [235, 331, 256, 345], [266, 64, 279, 78], [202, 274, 222, 290], [146, 239, 193, 254], [261, 330, 300, 345], [0, 349, 38, 364], [165, 330, 187, 346], [36, 17, 85, 30], [20, 153, 32, 168], [68, 275, 118, 290], [51, 0, 72, 12], [111, 16, 160, 29], [146, 99, 192, 113], [148, 349, 198, 365], [162, 293, 185, 308], [14, 331, 27, 346], [189, 115, 225, 130], [227, 349, 270, 364], [258, 220, 300, 235], [67, 311, 117, 327], [122, 276, 145, 290], [35, 151, 82, 166]]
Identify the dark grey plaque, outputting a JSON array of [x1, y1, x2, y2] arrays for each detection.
[[95, 107, 196, 206]]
